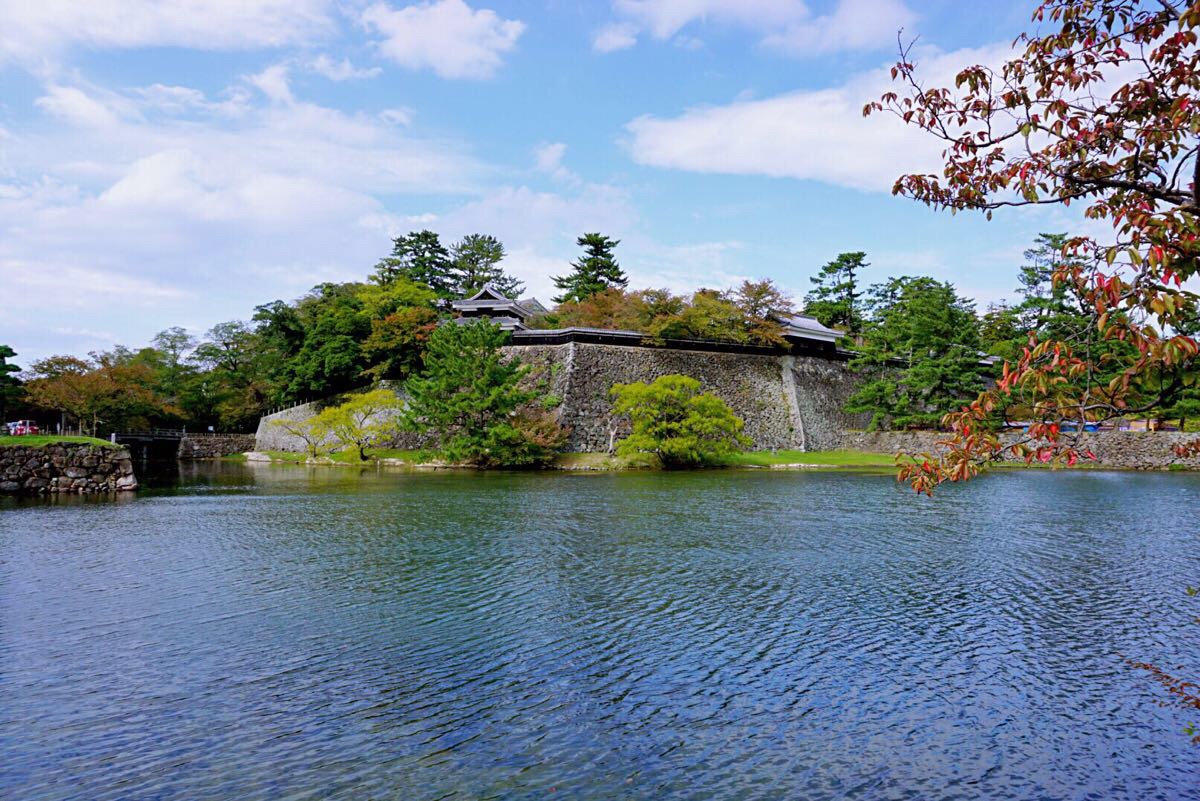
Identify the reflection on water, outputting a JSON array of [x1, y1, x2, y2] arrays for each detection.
[[2, 464, 1198, 800]]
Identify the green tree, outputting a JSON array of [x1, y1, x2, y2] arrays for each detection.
[[1164, 390, 1200, 431], [313, 388, 404, 461], [978, 302, 1024, 362], [402, 321, 563, 466], [1013, 234, 1093, 340], [372, 230, 456, 303], [805, 252, 866, 337], [866, 0, 1200, 490], [733, 279, 793, 345], [451, 234, 524, 298], [356, 279, 440, 380], [650, 289, 748, 343], [552, 233, 627, 303], [610, 374, 749, 468], [0, 345, 23, 422], [845, 277, 986, 430], [190, 321, 272, 430], [270, 415, 329, 458], [285, 283, 371, 399]]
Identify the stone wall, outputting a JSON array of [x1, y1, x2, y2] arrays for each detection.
[[508, 342, 867, 452], [255, 397, 427, 454], [0, 443, 138, 494], [255, 401, 339, 453], [841, 429, 1200, 470], [178, 434, 258, 459], [254, 342, 869, 454]]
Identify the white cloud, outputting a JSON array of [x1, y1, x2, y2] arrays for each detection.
[[308, 55, 383, 81], [624, 43, 1010, 192], [593, 23, 639, 53], [614, 0, 806, 40], [360, 0, 525, 80], [34, 85, 128, 128], [246, 64, 295, 104], [534, 142, 567, 173], [533, 142, 580, 185], [0, 78, 489, 361], [0, 0, 332, 63], [761, 0, 914, 54], [599, 0, 911, 55]]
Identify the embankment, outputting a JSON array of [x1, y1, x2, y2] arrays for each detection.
[[841, 430, 1200, 471], [178, 434, 257, 460], [255, 344, 869, 454], [1, 443, 138, 494]]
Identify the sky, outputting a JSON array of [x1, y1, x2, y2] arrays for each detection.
[[0, 0, 1083, 365]]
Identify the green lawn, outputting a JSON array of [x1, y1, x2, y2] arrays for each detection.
[[0, 434, 119, 449], [256, 449, 424, 465], [724, 449, 896, 468]]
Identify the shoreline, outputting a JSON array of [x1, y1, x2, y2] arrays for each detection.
[[227, 449, 1186, 474]]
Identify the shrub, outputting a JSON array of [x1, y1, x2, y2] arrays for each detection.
[[610, 374, 749, 468]]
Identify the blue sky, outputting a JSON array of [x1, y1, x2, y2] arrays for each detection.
[[0, 0, 1077, 364]]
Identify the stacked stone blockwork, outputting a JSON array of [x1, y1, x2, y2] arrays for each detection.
[[0, 444, 138, 494]]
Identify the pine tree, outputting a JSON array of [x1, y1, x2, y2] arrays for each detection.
[[451, 234, 524, 298], [372, 230, 456, 304], [804, 252, 865, 337], [0, 345, 22, 422], [845, 276, 985, 430], [552, 233, 627, 304], [402, 321, 563, 466]]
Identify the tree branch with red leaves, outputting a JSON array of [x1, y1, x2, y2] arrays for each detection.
[[866, 0, 1200, 495]]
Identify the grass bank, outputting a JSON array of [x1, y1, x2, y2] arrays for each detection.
[[241, 447, 1127, 473], [249, 449, 424, 466], [723, 449, 896, 469], [245, 448, 899, 472], [0, 434, 120, 449]]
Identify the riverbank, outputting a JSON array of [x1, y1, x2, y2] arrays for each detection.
[[0, 434, 117, 448], [0, 438, 137, 494], [238, 448, 902, 472], [229, 444, 1180, 474]]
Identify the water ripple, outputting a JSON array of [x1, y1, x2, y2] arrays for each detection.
[[2, 466, 1199, 800]]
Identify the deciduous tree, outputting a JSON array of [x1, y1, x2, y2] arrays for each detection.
[[610, 374, 749, 467], [733, 279, 793, 345], [864, 0, 1200, 491], [313, 389, 404, 461]]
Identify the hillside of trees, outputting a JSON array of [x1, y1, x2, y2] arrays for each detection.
[[4, 229, 1195, 436]]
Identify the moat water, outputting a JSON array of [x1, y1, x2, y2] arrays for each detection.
[[2, 463, 1199, 800]]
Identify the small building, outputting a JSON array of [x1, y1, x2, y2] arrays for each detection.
[[450, 284, 548, 331], [452, 284, 847, 356], [773, 312, 842, 356]]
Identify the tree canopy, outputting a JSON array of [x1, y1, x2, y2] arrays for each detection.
[[542, 280, 794, 346], [866, 0, 1200, 491], [452, 234, 524, 299], [845, 277, 986, 430], [402, 321, 566, 466], [372, 230, 457, 302], [0, 345, 22, 422], [552, 233, 628, 303], [804, 252, 866, 338], [610, 374, 750, 467]]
